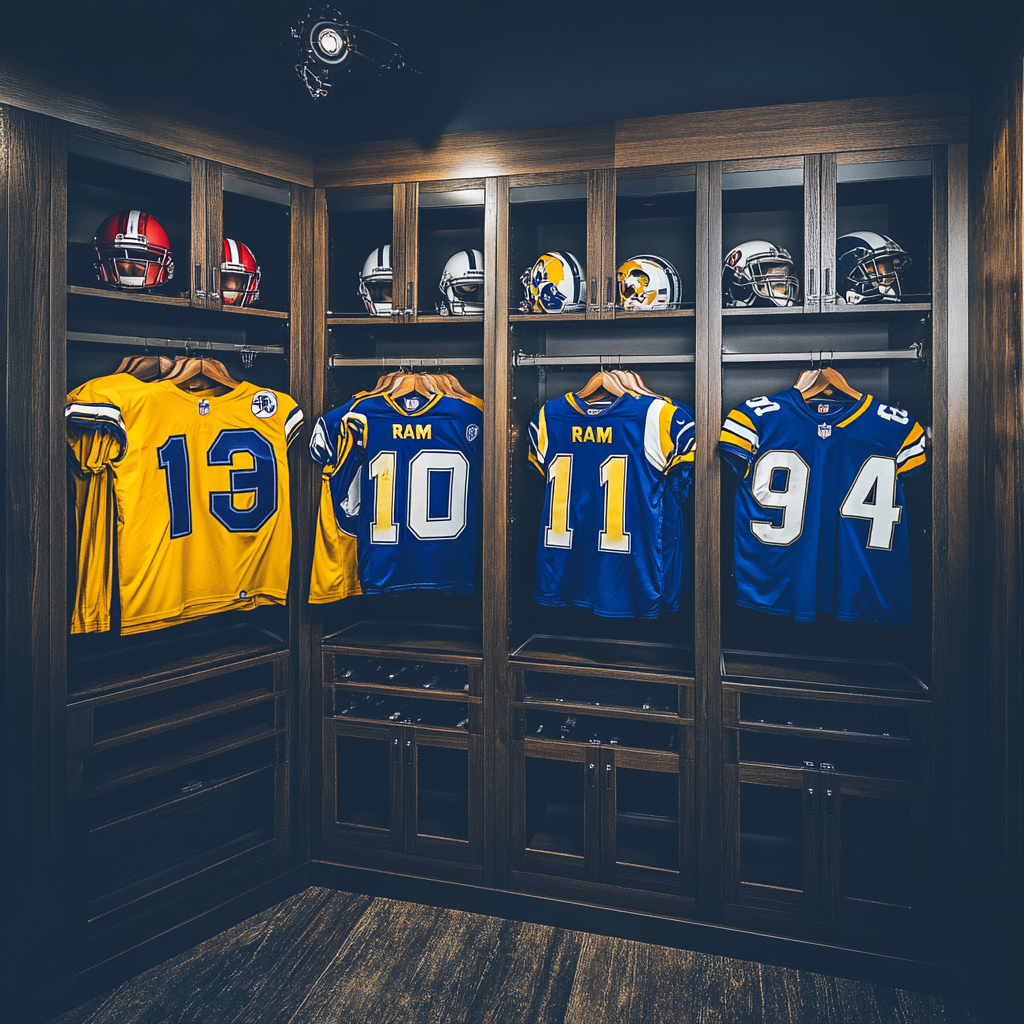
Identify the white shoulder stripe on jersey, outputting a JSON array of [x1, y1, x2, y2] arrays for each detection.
[[284, 407, 304, 438], [896, 436, 926, 464], [66, 402, 125, 426], [724, 417, 758, 446], [309, 416, 335, 464], [644, 398, 669, 471]]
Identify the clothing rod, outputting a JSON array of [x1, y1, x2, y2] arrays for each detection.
[[67, 331, 285, 356], [329, 356, 484, 367], [514, 347, 922, 367]]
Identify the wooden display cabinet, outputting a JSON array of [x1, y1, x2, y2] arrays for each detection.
[[320, 646, 484, 883]]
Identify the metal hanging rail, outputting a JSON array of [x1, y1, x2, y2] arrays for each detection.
[[329, 355, 484, 368], [67, 331, 285, 356], [514, 345, 923, 367]]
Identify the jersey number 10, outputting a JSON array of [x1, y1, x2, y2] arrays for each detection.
[[751, 450, 902, 550]]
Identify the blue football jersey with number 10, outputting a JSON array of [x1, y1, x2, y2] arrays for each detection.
[[332, 390, 484, 594], [720, 388, 927, 625], [529, 392, 695, 619]]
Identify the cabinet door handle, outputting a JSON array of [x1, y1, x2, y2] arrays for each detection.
[[824, 267, 834, 304], [209, 264, 220, 301], [807, 267, 817, 299], [606, 276, 615, 310], [406, 281, 414, 316], [392, 736, 401, 762], [404, 738, 414, 765], [590, 278, 597, 309], [587, 762, 597, 787], [604, 763, 613, 790], [194, 264, 205, 298]]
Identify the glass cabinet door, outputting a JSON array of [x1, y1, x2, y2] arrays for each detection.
[[331, 721, 403, 852], [409, 730, 479, 864], [326, 186, 394, 319], [417, 184, 485, 320], [516, 742, 598, 880], [600, 748, 685, 894], [720, 158, 812, 313], [824, 151, 933, 310], [728, 763, 814, 914]]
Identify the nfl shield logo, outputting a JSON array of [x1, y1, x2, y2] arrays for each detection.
[[198, 399, 210, 416], [818, 423, 832, 439]]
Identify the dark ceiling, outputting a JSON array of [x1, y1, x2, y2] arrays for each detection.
[[3, 2, 1017, 147]]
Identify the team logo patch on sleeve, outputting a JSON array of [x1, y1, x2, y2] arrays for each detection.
[[251, 391, 278, 418], [466, 423, 480, 442]]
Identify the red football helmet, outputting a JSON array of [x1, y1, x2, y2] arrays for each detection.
[[93, 209, 174, 290], [220, 238, 261, 306]]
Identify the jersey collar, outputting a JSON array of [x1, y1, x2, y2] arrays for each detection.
[[382, 391, 443, 417], [565, 392, 629, 417], [788, 387, 872, 428]]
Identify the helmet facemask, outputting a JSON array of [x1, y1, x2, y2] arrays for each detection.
[[847, 249, 909, 302], [95, 240, 173, 290], [746, 255, 800, 306]]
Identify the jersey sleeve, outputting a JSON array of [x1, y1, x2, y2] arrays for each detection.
[[65, 381, 128, 460], [643, 399, 695, 476], [527, 405, 549, 476], [279, 393, 304, 448], [895, 421, 927, 478], [719, 407, 760, 477], [309, 413, 339, 467]]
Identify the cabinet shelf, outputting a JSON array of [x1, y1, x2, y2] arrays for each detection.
[[219, 304, 289, 319], [68, 624, 287, 702], [613, 308, 695, 319], [67, 284, 190, 307], [735, 721, 914, 747], [323, 621, 483, 657], [519, 698, 688, 725], [721, 302, 931, 320], [328, 680, 480, 705], [512, 634, 694, 679], [509, 312, 588, 322]]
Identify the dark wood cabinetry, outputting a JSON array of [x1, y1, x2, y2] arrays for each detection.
[[4, 85, 994, 1013]]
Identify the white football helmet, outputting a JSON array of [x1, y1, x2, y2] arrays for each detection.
[[520, 251, 586, 313], [836, 231, 910, 303], [358, 244, 393, 316], [722, 240, 800, 308], [617, 254, 682, 310], [438, 248, 484, 315]]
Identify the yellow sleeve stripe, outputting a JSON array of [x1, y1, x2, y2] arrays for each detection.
[[900, 422, 924, 448], [720, 430, 754, 452], [527, 451, 545, 475], [730, 409, 755, 431], [896, 453, 926, 476], [837, 394, 873, 429]]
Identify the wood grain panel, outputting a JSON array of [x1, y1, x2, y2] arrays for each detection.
[[615, 92, 968, 169], [315, 122, 615, 188], [0, 56, 313, 185], [483, 176, 511, 888], [2, 104, 60, 998]]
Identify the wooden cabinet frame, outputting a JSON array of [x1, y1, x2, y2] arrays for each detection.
[[1, 87, 977, 1007]]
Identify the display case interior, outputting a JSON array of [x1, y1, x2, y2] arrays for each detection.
[[327, 187, 393, 317], [834, 157, 932, 305], [222, 173, 292, 314], [509, 319, 696, 672], [721, 164, 805, 312], [615, 171, 697, 313], [718, 295, 932, 690], [417, 187, 485, 318], [67, 136, 191, 300], [509, 182, 588, 316]]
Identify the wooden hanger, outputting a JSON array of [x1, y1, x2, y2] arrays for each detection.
[[389, 372, 437, 400], [797, 365, 862, 401], [577, 370, 629, 403], [164, 356, 239, 395], [115, 354, 183, 381]]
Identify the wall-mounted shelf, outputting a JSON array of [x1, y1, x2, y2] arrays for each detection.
[[68, 284, 190, 307]]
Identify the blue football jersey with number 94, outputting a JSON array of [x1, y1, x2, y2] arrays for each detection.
[[720, 388, 927, 625]]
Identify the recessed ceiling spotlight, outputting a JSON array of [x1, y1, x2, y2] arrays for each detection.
[[291, 5, 418, 100]]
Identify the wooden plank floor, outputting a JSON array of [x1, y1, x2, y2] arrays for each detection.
[[48, 887, 977, 1024]]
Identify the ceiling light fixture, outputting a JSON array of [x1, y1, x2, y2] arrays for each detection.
[[291, 6, 418, 100]]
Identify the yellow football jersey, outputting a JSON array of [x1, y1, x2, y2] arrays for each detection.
[[66, 376, 303, 635]]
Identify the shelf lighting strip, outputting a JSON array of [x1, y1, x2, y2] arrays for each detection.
[[67, 331, 285, 356], [515, 345, 923, 367], [329, 356, 485, 368]]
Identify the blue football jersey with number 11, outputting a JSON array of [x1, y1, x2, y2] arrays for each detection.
[[529, 392, 695, 619], [720, 388, 927, 625]]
